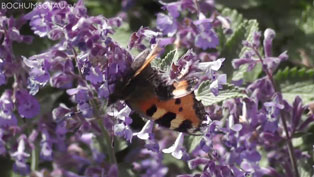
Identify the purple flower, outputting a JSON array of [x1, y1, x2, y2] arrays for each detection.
[[108, 106, 133, 142], [40, 130, 53, 161], [156, 13, 177, 36], [188, 157, 210, 169], [210, 74, 227, 96], [264, 51, 288, 73], [11, 135, 30, 175], [247, 78, 275, 102], [264, 93, 285, 119], [0, 90, 17, 127], [80, 133, 105, 163], [263, 29, 276, 57], [85, 67, 104, 85], [50, 72, 73, 88], [134, 150, 168, 177], [170, 49, 197, 79], [67, 86, 90, 104], [15, 89, 40, 118], [194, 19, 219, 50], [133, 120, 154, 140], [232, 57, 258, 71], [159, 1, 182, 18], [128, 27, 161, 50], [162, 133, 185, 159]]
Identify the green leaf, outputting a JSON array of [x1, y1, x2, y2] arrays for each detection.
[[195, 81, 247, 106], [298, 159, 314, 177], [110, 24, 132, 49], [155, 49, 179, 72], [185, 136, 203, 153], [114, 137, 128, 152], [274, 67, 314, 104], [218, 8, 261, 82], [231, 20, 261, 83], [219, 8, 244, 59], [298, 5, 314, 35], [118, 163, 137, 177], [216, 0, 260, 9]]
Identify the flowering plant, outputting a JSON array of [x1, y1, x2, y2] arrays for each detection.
[[0, 0, 314, 176]]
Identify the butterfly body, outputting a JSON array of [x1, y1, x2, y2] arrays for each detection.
[[108, 48, 206, 133]]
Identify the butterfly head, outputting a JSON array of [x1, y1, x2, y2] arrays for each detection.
[[107, 49, 152, 105]]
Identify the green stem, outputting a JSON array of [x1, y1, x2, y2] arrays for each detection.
[[96, 118, 117, 164], [71, 48, 117, 166], [31, 144, 38, 171]]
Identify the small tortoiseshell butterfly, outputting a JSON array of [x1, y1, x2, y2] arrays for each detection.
[[108, 46, 206, 134]]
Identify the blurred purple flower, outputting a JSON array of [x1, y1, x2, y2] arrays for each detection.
[[156, 13, 177, 36], [15, 89, 40, 118], [80, 133, 105, 163], [194, 19, 219, 50]]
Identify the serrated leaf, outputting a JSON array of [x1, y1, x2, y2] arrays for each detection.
[[298, 5, 314, 35], [157, 49, 179, 72], [231, 20, 261, 83], [219, 8, 261, 82], [274, 67, 314, 104], [185, 136, 203, 153], [219, 8, 244, 59], [221, 8, 244, 34], [195, 81, 246, 106]]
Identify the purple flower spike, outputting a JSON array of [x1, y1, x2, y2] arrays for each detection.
[[162, 133, 185, 159], [133, 120, 154, 140], [15, 89, 40, 118], [263, 28, 276, 58]]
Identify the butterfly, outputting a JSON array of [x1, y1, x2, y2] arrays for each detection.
[[108, 45, 206, 134]]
